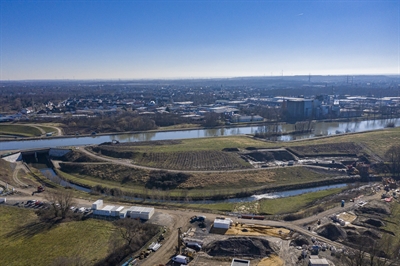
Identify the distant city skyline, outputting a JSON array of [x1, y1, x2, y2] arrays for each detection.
[[0, 0, 399, 80]]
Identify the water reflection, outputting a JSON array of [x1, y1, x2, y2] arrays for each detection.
[[1, 117, 400, 150]]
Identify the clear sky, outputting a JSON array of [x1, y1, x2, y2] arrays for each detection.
[[0, 0, 399, 80]]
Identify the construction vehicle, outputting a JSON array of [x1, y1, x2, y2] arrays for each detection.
[[190, 215, 206, 223]]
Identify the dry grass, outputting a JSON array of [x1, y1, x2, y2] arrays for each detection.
[[0, 205, 116, 266]]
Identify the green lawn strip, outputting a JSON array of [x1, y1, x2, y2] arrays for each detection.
[[0, 125, 42, 137], [0, 206, 115, 266], [109, 136, 276, 153], [258, 187, 345, 215]]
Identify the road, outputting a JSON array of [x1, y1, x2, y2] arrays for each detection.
[[1, 186, 382, 266]]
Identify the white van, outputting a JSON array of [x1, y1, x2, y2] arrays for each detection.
[[172, 255, 189, 264]]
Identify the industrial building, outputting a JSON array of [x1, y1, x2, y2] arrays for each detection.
[[127, 206, 155, 220], [91, 200, 154, 220]]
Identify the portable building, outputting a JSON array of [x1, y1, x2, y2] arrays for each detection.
[[213, 218, 231, 229], [111, 206, 124, 217], [93, 205, 115, 216], [119, 209, 128, 219], [309, 258, 329, 266], [128, 206, 155, 220], [92, 199, 103, 210]]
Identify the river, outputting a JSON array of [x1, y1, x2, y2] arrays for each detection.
[[1, 117, 399, 151]]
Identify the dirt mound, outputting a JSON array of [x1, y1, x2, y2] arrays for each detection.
[[60, 150, 102, 162], [347, 235, 375, 246], [356, 200, 391, 215], [246, 151, 274, 162], [316, 223, 347, 241], [290, 234, 310, 246], [222, 147, 240, 152], [245, 150, 295, 162], [364, 218, 385, 227], [204, 237, 277, 258]]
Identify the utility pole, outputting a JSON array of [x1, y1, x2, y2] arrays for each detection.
[[177, 227, 183, 254]]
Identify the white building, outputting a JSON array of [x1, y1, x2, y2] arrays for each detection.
[[127, 206, 155, 220], [92, 199, 103, 210], [93, 205, 115, 216], [111, 206, 124, 217], [213, 218, 232, 229]]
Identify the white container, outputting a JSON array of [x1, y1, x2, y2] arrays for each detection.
[[213, 218, 230, 229], [111, 206, 124, 217], [92, 199, 103, 210]]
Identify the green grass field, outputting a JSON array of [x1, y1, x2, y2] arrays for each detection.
[[258, 187, 344, 215], [0, 124, 42, 137], [166, 187, 345, 214], [0, 206, 116, 266]]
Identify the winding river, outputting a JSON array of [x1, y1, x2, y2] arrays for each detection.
[[1, 117, 399, 151]]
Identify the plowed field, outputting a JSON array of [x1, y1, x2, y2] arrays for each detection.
[[135, 150, 251, 170]]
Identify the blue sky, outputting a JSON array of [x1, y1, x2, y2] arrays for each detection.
[[0, 0, 399, 80]]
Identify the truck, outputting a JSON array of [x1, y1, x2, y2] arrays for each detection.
[[172, 255, 189, 264], [190, 215, 206, 223]]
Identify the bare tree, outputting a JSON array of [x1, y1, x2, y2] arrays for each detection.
[[114, 219, 147, 252], [385, 145, 400, 177], [46, 190, 75, 219]]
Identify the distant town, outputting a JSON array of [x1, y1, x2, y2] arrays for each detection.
[[1, 76, 399, 132]]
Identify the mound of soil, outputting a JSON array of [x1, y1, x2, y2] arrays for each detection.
[[245, 150, 296, 162], [347, 235, 375, 247], [246, 151, 274, 162], [316, 223, 347, 241], [60, 150, 102, 163], [290, 234, 310, 246], [364, 218, 385, 227], [204, 237, 277, 258], [356, 200, 391, 216], [222, 148, 240, 152]]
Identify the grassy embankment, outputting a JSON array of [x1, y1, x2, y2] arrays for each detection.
[[0, 124, 42, 137], [377, 202, 400, 258], [166, 187, 346, 213], [283, 126, 400, 158], [56, 163, 338, 200], [0, 205, 116, 266]]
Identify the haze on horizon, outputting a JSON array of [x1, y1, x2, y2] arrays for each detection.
[[0, 0, 399, 80]]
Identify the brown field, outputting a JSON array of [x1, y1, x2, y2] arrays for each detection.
[[59, 162, 149, 185], [134, 150, 251, 170]]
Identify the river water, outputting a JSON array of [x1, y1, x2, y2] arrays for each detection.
[[38, 167, 349, 203], [0, 117, 399, 151]]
